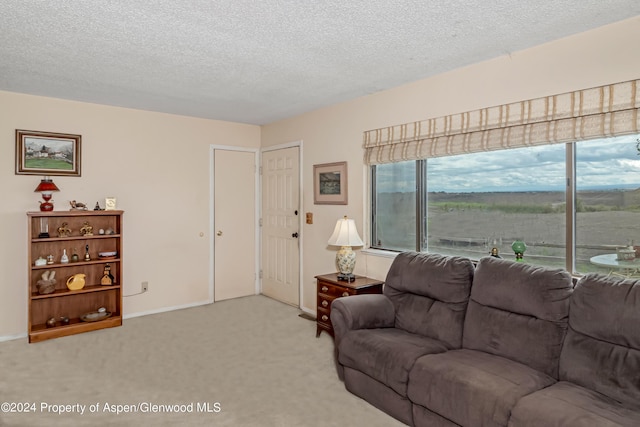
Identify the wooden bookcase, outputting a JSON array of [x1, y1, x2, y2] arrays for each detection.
[[27, 210, 124, 343]]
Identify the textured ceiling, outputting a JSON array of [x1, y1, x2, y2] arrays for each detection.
[[1, 1, 639, 125]]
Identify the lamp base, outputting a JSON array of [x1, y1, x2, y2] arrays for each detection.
[[337, 273, 356, 282], [39, 200, 54, 211]]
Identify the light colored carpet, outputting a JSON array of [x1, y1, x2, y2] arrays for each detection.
[[0, 295, 404, 426]]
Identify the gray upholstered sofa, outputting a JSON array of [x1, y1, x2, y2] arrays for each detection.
[[331, 252, 640, 426]]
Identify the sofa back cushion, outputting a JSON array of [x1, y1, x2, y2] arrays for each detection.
[[463, 257, 573, 378], [559, 274, 640, 408], [383, 252, 474, 349]]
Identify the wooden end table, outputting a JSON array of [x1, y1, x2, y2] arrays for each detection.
[[315, 273, 384, 338]]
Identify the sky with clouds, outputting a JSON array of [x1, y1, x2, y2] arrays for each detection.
[[376, 134, 640, 193]]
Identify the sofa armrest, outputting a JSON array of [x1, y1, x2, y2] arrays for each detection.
[[331, 294, 395, 339], [330, 294, 395, 381]]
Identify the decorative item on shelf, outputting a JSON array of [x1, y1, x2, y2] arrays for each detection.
[[98, 228, 105, 235], [490, 247, 502, 258], [57, 222, 72, 237], [66, 273, 86, 290], [105, 197, 117, 211], [84, 244, 90, 261], [100, 263, 115, 285], [46, 317, 57, 328], [38, 217, 50, 238], [69, 200, 88, 210], [98, 251, 117, 260], [512, 240, 527, 262], [79, 221, 93, 236], [46, 254, 54, 265], [104, 227, 115, 235], [80, 307, 112, 322], [59, 316, 70, 326], [60, 249, 69, 264], [327, 216, 364, 282], [71, 249, 79, 263], [34, 176, 60, 211], [94, 201, 102, 211], [36, 270, 56, 295], [34, 256, 47, 266]]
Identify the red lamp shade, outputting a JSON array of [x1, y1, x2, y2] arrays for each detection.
[[34, 177, 60, 211]]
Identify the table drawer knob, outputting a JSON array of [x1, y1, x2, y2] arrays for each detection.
[[321, 315, 328, 322], [322, 300, 328, 307], [321, 286, 329, 292], [342, 292, 349, 297]]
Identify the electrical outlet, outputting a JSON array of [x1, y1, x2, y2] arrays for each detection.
[[141, 281, 149, 293]]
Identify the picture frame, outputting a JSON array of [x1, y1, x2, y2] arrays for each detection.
[[313, 161, 348, 205], [15, 129, 82, 176]]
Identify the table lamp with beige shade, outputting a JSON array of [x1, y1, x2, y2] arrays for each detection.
[[328, 216, 364, 282]]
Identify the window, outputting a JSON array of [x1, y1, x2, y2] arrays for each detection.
[[371, 161, 418, 251], [370, 134, 640, 274], [575, 136, 640, 274]]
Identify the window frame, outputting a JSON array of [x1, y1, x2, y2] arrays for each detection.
[[369, 138, 639, 274]]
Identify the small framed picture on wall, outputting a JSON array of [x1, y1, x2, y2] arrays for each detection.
[[313, 161, 347, 205], [15, 129, 82, 176]]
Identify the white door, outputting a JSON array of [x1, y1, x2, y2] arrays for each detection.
[[214, 148, 257, 301], [261, 146, 300, 306]]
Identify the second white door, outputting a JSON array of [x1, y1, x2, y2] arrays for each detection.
[[261, 146, 300, 306]]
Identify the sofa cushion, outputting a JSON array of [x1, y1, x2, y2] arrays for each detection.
[[384, 251, 474, 349], [463, 257, 573, 377], [338, 328, 449, 396], [408, 349, 556, 427], [559, 274, 640, 409], [509, 381, 640, 427], [343, 367, 414, 425]]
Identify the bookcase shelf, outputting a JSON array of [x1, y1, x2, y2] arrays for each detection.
[[27, 210, 124, 343]]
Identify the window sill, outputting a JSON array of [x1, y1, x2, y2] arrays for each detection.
[[361, 248, 401, 259]]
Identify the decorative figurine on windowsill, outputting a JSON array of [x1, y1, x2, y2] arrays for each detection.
[[490, 247, 502, 258], [512, 240, 527, 262]]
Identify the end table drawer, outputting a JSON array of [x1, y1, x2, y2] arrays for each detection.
[[317, 307, 330, 326], [315, 273, 384, 338], [318, 283, 353, 298]]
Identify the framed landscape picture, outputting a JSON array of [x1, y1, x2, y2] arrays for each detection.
[[314, 161, 347, 205], [15, 129, 82, 176]]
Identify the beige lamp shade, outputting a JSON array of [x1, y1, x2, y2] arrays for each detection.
[[328, 216, 363, 281], [327, 216, 364, 247]]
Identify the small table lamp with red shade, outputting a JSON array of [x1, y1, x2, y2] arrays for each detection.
[[34, 177, 60, 211]]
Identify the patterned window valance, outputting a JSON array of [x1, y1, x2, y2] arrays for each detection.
[[363, 79, 640, 165]]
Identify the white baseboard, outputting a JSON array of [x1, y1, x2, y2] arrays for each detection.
[[0, 333, 27, 343], [300, 305, 315, 317], [123, 299, 213, 319]]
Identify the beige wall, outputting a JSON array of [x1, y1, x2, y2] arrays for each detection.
[[0, 92, 260, 338], [261, 16, 640, 313], [1, 16, 638, 339]]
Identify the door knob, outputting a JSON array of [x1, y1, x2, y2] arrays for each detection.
[[217, 230, 223, 236], [292, 232, 299, 238]]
